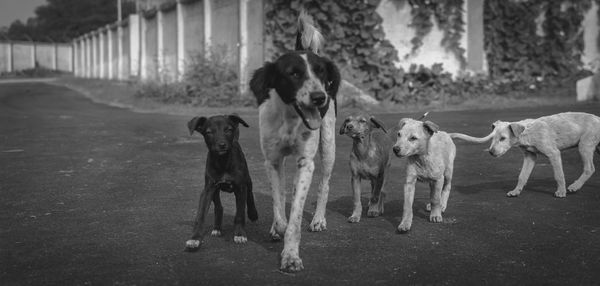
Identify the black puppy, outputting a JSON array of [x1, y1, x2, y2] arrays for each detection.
[[185, 114, 258, 251]]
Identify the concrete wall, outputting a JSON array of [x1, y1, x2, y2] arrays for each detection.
[[143, 15, 158, 81], [159, 7, 178, 82], [212, 0, 239, 68], [182, 1, 204, 63], [0, 42, 11, 72], [121, 23, 131, 80], [583, 1, 599, 70], [56, 45, 72, 71], [12, 43, 34, 70], [377, 0, 469, 75]]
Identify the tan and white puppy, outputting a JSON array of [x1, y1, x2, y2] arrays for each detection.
[[450, 112, 600, 198], [393, 118, 456, 233], [339, 115, 392, 223]]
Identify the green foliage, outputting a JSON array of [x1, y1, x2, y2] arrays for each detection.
[[135, 48, 250, 107], [265, 0, 401, 98], [407, 0, 466, 67], [484, 0, 592, 84], [0, 0, 136, 42], [0, 67, 67, 78]]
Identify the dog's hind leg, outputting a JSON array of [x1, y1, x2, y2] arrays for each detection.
[[211, 191, 223, 236], [233, 185, 248, 243], [367, 174, 385, 217], [265, 157, 287, 240], [246, 180, 258, 222], [567, 143, 596, 193], [310, 110, 336, 232], [507, 150, 537, 197], [185, 186, 216, 251]]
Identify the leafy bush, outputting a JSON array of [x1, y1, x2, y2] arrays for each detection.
[[0, 66, 67, 78], [135, 48, 252, 107]]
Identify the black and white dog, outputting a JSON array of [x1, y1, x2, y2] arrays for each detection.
[[249, 11, 340, 272]]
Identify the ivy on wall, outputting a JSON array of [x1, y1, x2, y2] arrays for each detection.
[[265, 0, 401, 98], [407, 0, 466, 68], [484, 0, 593, 83], [265, 0, 597, 104]]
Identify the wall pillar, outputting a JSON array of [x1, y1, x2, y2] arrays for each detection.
[[92, 33, 98, 77], [99, 29, 106, 78], [157, 10, 164, 80], [8, 41, 13, 73], [177, 2, 185, 79], [204, 0, 212, 56], [52, 43, 58, 70], [129, 14, 140, 78], [140, 15, 147, 80], [107, 26, 114, 79], [239, 0, 249, 94], [118, 24, 124, 80]]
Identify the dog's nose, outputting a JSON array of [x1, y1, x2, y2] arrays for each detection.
[[347, 123, 354, 130], [392, 146, 400, 154], [310, 92, 327, 106], [218, 142, 227, 149], [488, 149, 495, 156]]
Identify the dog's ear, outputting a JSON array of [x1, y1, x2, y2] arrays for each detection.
[[339, 118, 349, 135], [249, 62, 276, 105], [398, 118, 409, 131], [509, 123, 525, 137], [422, 121, 439, 136], [369, 116, 388, 133], [228, 114, 249, 128], [188, 116, 207, 135]]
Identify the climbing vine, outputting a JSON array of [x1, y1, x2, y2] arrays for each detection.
[[407, 0, 466, 68], [265, 0, 401, 97]]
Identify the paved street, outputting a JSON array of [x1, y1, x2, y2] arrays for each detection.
[[1, 82, 600, 285]]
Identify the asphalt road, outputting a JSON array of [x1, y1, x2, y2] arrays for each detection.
[[1, 82, 600, 285]]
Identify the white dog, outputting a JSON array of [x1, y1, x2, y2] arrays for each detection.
[[248, 11, 341, 272], [392, 118, 456, 233], [450, 112, 600, 198]]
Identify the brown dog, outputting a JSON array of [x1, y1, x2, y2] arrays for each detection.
[[339, 114, 391, 223]]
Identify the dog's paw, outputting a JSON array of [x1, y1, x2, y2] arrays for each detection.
[[234, 235, 247, 244], [347, 215, 360, 223], [397, 221, 412, 233], [280, 251, 304, 272], [309, 218, 327, 232], [184, 240, 200, 251], [567, 181, 582, 193], [429, 214, 443, 223], [210, 229, 221, 237], [554, 190, 567, 198], [506, 190, 521, 197]]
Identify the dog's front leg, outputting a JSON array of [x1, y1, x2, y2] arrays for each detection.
[[265, 157, 287, 240], [280, 157, 315, 272], [348, 175, 362, 223], [211, 190, 223, 236], [185, 185, 216, 251], [398, 171, 417, 233], [429, 179, 444, 223], [310, 112, 335, 232], [545, 149, 567, 197], [233, 185, 248, 243], [507, 150, 537, 197], [367, 174, 385, 217]]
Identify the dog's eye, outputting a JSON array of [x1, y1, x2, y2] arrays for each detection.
[[409, 136, 417, 141], [204, 130, 213, 135], [359, 119, 367, 123], [290, 71, 301, 78], [500, 136, 506, 141], [225, 127, 233, 133]]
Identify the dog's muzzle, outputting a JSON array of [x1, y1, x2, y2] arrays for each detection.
[[293, 96, 329, 131]]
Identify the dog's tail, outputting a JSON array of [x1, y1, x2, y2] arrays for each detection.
[[449, 131, 494, 143], [295, 9, 324, 54]]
